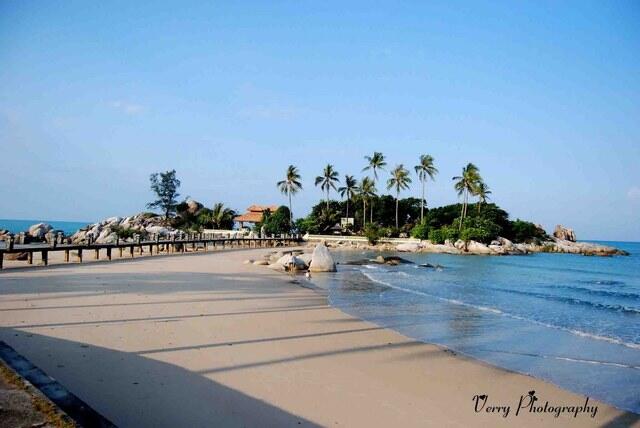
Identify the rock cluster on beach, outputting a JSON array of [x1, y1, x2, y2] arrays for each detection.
[[249, 243, 337, 273], [311, 232, 628, 257], [68, 214, 177, 244]]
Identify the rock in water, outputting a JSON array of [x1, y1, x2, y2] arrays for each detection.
[[27, 223, 52, 239], [309, 243, 337, 272], [553, 225, 576, 242]]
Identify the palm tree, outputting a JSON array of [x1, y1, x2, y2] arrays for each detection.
[[277, 165, 302, 224], [210, 202, 236, 229], [386, 165, 412, 228], [362, 152, 387, 180], [315, 164, 340, 210], [475, 181, 491, 214], [452, 163, 481, 229], [359, 177, 376, 227], [414, 154, 438, 222], [363, 152, 386, 223], [338, 175, 359, 219]]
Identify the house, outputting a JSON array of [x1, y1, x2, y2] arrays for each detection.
[[234, 205, 279, 229]]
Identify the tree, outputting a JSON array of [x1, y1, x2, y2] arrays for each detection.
[[147, 170, 181, 219], [209, 202, 236, 229], [414, 154, 438, 222], [277, 165, 302, 224], [452, 163, 481, 229], [475, 181, 491, 214], [338, 175, 359, 219], [359, 177, 376, 228], [386, 164, 412, 228], [259, 206, 292, 235], [315, 164, 340, 210], [362, 151, 387, 180], [362, 152, 386, 222]]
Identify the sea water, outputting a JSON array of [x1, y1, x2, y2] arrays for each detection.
[[0, 219, 91, 236], [311, 241, 640, 413]]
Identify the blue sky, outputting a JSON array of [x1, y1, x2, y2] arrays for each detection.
[[1, 1, 639, 240]]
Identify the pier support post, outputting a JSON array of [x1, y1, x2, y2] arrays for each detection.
[[106, 247, 112, 260], [41, 250, 48, 266], [94, 249, 99, 260], [64, 250, 70, 262], [77, 249, 83, 263], [130, 246, 134, 258]]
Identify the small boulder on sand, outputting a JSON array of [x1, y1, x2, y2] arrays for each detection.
[[269, 254, 308, 272], [309, 243, 336, 272], [27, 223, 52, 239]]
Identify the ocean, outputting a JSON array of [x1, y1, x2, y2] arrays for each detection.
[[0, 219, 91, 236], [311, 241, 640, 413]]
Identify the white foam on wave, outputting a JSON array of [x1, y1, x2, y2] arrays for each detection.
[[360, 269, 640, 351]]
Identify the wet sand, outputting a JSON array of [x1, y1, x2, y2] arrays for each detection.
[[0, 248, 637, 427]]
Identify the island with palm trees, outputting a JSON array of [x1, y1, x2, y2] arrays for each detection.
[[276, 152, 627, 257]]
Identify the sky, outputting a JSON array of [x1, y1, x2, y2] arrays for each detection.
[[1, 1, 639, 241]]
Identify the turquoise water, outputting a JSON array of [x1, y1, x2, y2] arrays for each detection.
[[0, 219, 91, 236], [312, 242, 640, 413]]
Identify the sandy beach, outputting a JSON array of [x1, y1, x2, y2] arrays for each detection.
[[0, 248, 637, 427]]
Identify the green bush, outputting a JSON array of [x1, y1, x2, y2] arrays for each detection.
[[379, 226, 399, 238], [508, 219, 547, 243], [411, 222, 430, 240], [259, 206, 292, 235], [460, 227, 492, 243], [428, 228, 445, 244], [364, 223, 382, 245], [441, 225, 460, 242], [427, 226, 459, 244]]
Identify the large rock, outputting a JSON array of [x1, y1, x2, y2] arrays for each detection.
[[186, 200, 203, 215], [27, 223, 52, 239], [146, 226, 170, 236], [309, 243, 337, 272], [553, 225, 576, 242], [268, 254, 308, 272], [466, 241, 493, 255], [396, 242, 421, 252]]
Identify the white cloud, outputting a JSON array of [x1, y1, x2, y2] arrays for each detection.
[[110, 100, 144, 115], [628, 186, 640, 201]]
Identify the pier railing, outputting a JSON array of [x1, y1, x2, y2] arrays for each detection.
[[0, 234, 302, 270]]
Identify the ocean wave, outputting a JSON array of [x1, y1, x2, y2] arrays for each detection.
[[476, 349, 640, 370], [490, 288, 640, 315], [549, 284, 639, 299], [576, 279, 626, 286], [359, 270, 640, 350]]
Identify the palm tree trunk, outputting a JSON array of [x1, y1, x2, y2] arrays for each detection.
[[395, 193, 399, 228], [326, 189, 329, 210], [420, 180, 425, 223], [363, 200, 366, 227], [288, 192, 293, 226], [346, 198, 349, 219], [459, 190, 466, 231]]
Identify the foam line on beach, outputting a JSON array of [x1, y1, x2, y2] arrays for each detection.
[[359, 270, 640, 350]]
